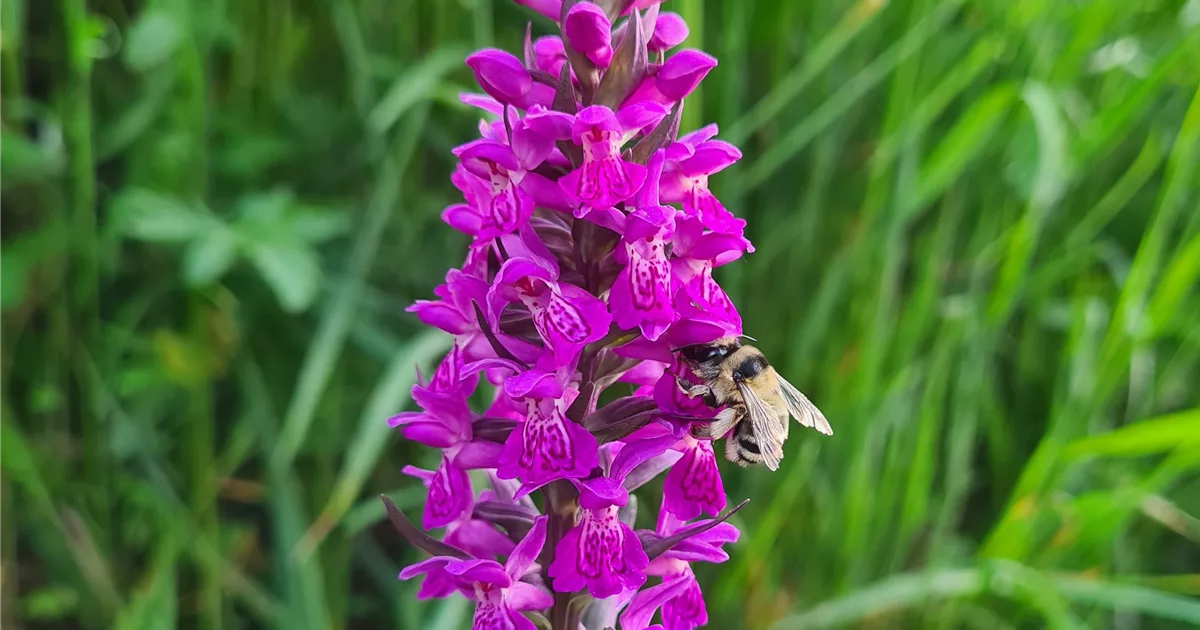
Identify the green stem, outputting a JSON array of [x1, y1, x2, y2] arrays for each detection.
[[187, 294, 221, 630], [61, 0, 105, 542]]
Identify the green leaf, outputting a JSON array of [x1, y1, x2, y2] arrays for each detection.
[[366, 47, 465, 136], [123, 9, 183, 71], [113, 189, 217, 243], [294, 329, 451, 559], [247, 240, 321, 312], [114, 538, 179, 630], [183, 226, 238, 286], [1065, 408, 1200, 458], [0, 129, 65, 189], [288, 209, 351, 243]]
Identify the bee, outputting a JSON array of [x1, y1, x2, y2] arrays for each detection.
[[674, 336, 832, 470]]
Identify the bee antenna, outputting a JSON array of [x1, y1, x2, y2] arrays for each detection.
[[738, 334, 758, 343]]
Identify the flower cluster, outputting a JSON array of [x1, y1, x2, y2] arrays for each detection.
[[388, 2, 754, 628]]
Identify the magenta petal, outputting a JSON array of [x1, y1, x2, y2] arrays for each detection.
[[662, 571, 708, 629], [533, 35, 567, 75], [400, 465, 434, 485], [617, 101, 670, 135], [632, 149, 668, 209], [421, 456, 472, 529], [524, 106, 573, 138], [443, 203, 483, 236], [619, 573, 693, 630], [609, 431, 681, 483], [564, 2, 613, 68], [505, 515, 548, 579], [466, 49, 533, 103], [398, 556, 453, 581], [459, 92, 505, 116], [506, 581, 554, 612], [445, 519, 515, 558], [400, 421, 459, 448], [547, 507, 648, 598], [656, 50, 717, 101], [497, 399, 598, 485], [577, 476, 629, 510], [538, 284, 612, 366], [680, 140, 742, 177], [519, 171, 575, 212], [450, 560, 513, 588], [663, 440, 726, 520], [504, 368, 564, 399], [572, 105, 622, 141], [624, 450, 684, 492], [407, 300, 471, 335], [455, 440, 503, 469], [679, 123, 719, 146], [460, 141, 522, 173], [511, 126, 555, 171], [649, 12, 689, 52], [514, 0, 563, 21]]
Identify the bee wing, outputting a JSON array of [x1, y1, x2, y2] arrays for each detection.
[[776, 375, 833, 436], [736, 382, 786, 470]]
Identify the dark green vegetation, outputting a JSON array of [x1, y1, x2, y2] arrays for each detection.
[[3, 0, 1199, 628]]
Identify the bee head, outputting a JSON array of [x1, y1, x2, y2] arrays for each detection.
[[675, 336, 741, 369]]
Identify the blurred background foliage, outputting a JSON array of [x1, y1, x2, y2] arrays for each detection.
[[2, 0, 1200, 628]]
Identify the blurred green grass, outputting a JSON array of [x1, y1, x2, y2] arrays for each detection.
[[3, 0, 1199, 628]]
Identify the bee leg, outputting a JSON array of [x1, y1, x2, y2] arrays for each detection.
[[675, 376, 714, 402], [692, 406, 742, 441]]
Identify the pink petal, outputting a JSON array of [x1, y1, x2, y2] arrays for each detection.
[[398, 556, 453, 581], [466, 49, 533, 103], [505, 581, 553, 612], [663, 440, 726, 520], [678, 123, 719, 146], [649, 12, 689, 52], [459, 92, 505, 115], [656, 50, 717, 101], [533, 35, 567, 75], [514, 0, 563, 21], [619, 574, 693, 630], [617, 101, 670, 135], [571, 105, 622, 142], [442, 203, 483, 236], [577, 476, 629, 510], [445, 558, 512, 587], [564, 2, 614, 68], [504, 367, 564, 399], [679, 140, 742, 177], [505, 515, 548, 579], [454, 440, 503, 469], [421, 456, 473, 529]]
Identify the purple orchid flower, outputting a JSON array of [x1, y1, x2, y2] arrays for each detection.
[[610, 150, 677, 341], [559, 104, 668, 220], [487, 238, 612, 368], [401, 516, 553, 630], [487, 363, 600, 487], [661, 130, 744, 235]]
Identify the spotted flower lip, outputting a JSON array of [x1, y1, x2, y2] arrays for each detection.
[[496, 380, 599, 487], [559, 104, 667, 218], [548, 503, 649, 598]]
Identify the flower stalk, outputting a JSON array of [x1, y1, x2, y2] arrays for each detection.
[[386, 2, 757, 628]]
